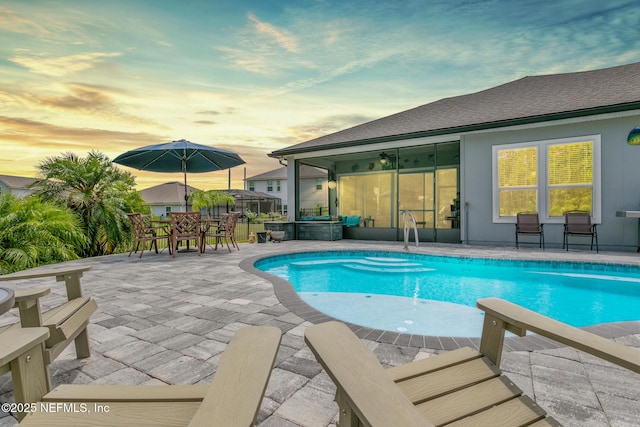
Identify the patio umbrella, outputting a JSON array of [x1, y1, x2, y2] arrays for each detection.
[[113, 139, 245, 209]]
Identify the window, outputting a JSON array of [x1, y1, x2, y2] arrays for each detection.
[[316, 178, 323, 191], [165, 206, 172, 214], [276, 180, 281, 192], [248, 181, 255, 191], [492, 135, 600, 223], [267, 180, 273, 192], [339, 172, 395, 227]]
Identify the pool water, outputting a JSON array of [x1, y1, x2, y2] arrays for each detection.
[[256, 251, 640, 337]]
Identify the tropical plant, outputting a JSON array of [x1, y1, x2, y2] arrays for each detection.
[[0, 193, 87, 274], [245, 210, 258, 223], [31, 151, 144, 257], [190, 190, 235, 215]]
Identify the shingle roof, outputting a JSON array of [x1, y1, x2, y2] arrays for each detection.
[[270, 62, 640, 156], [246, 165, 327, 180], [0, 174, 38, 189], [139, 182, 200, 204]]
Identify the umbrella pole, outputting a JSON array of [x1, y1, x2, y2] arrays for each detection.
[[183, 153, 189, 211]]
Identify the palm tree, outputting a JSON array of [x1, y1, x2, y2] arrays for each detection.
[[190, 189, 235, 217], [31, 151, 145, 257], [0, 194, 87, 274]]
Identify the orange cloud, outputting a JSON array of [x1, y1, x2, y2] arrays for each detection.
[[10, 52, 121, 77]]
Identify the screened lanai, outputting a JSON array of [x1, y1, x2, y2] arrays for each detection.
[[297, 141, 461, 243]]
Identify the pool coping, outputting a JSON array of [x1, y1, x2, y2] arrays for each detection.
[[240, 249, 640, 352]]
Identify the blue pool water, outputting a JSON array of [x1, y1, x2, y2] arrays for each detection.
[[256, 251, 640, 337]]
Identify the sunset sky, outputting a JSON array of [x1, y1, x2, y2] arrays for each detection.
[[2, 1, 639, 190]]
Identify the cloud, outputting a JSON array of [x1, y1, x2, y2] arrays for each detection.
[[12, 83, 161, 127], [9, 52, 121, 77], [247, 12, 299, 53], [287, 114, 373, 142], [0, 115, 163, 149], [0, 6, 51, 37], [193, 120, 217, 125]]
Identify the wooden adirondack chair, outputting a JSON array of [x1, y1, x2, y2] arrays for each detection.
[[305, 298, 639, 427], [15, 325, 281, 425], [0, 266, 97, 366]]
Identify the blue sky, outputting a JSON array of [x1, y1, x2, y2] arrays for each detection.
[[1, 0, 639, 189]]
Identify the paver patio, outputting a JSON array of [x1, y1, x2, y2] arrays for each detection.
[[1, 240, 639, 426]]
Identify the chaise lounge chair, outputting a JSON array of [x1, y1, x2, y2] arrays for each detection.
[[305, 298, 639, 427], [14, 325, 281, 425]]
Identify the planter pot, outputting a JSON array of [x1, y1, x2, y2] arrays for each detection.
[[269, 231, 285, 242]]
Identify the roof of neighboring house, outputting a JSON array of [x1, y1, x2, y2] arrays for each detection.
[[0, 174, 38, 189], [270, 62, 640, 157], [139, 182, 200, 205], [246, 165, 327, 181]]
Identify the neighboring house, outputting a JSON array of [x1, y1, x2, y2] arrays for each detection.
[[139, 182, 199, 217], [269, 62, 640, 251], [139, 182, 281, 218], [245, 165, 328, 215], [0, 174, 37, 198]]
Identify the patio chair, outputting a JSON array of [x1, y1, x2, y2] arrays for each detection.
[[169, 211, 202, 257], [202, 211, 240, 253], [515, 212, 544, 249], [0, 266, 97, 367], [16, 325, 281, 425], [563, 210, 598, 253], [126, 213, 166, 258], [305, 298, 639, 427]]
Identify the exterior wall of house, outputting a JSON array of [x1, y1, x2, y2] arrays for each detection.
[[298, 177, 328, 215], [248, 175, 326, 216], [148, 204, 186, 218], [247, 179, 287, 212], [463, 113, 640, 251]]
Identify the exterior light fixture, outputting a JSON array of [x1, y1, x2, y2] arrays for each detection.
[[328, 180, 337, 189], [627, 126, 640, 145]]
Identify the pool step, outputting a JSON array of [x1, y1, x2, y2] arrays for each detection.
[[344, 264, 435, 273], [292, 258, 423, 268]]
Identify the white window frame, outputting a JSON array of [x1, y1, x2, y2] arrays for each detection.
[[267, 180, 273, 192], [492, 135, 601, 224]]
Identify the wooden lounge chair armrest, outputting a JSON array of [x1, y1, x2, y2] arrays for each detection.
[[0, 327, 49, 367], [13, 287, 51, 303], [477, 298, 640, 373], [0, 266, 91, 300], [305, 321, 432, 427], [188, 325, 282, 427], [11, 288, 51, 327]]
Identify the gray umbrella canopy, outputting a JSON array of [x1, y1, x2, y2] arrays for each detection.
[[113, 139, 245, 208]]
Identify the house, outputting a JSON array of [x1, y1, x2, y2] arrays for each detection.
[[269, 62, 640, 251], [139, 182, 281, 218], [245, 165, 328, 216], [139, 182, 199, 217], [0, 174, 37, 198]]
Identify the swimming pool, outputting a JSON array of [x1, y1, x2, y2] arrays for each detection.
[[256, 251, 640, 337]]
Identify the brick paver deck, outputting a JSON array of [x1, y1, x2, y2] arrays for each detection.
[[1, 240, 639, 426]]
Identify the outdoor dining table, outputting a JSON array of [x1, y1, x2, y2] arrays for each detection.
[[0, 287, 15, 315], [153, 217, 222, 253]]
